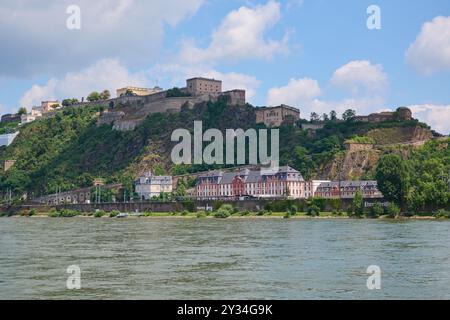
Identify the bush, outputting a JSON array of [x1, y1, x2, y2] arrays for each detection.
[[214, 210, 231, 219], [240, 210, 250, 216], [386, 203, 401, 218], [109, 210, 120, 218], [181, 210, 190, 216], [434, 209, 450, 219], [288, 205, 298, 216], [307, 205, 320, 217], [369, 203, 384, 218], [48, 209, 81, 218], [332, 209, 339, 216], [196, 211, 207, 219], [94, 210, 106, 218]]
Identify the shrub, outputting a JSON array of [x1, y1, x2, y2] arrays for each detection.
[[369, 203, 384, 218], [332, 209, 339, 216], [386, 203, 401, 218], [214, 210, 231, 219], [109, 210, 120, 218], [434, 209, 450, 219], [181, 210, 190, 216], [307, 205, 320, 217], [240, 210, 250, 216], [48, 209, 81, 218], [196, 211, 207, 219], [94, 210, 106, 218], [257, 210, 267, 216], [288, 205, 298, 216]]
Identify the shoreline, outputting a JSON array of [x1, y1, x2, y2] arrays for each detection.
[[1, 213, 441, 221]]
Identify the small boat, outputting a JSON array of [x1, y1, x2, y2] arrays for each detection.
[[117, 212, 129, 218]]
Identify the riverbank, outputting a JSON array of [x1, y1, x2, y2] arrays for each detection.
[[2, 211, 441, 220]]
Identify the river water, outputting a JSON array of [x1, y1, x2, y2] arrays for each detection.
[[1, 218, 449, 300]]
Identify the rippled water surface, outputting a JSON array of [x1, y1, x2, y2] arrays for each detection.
[[1, 218, 450, 300]]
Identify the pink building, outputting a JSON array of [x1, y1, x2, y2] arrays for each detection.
[[196, 166, 305, 200]]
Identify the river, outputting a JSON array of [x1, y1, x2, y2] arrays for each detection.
[[1, 218, 449, 300]]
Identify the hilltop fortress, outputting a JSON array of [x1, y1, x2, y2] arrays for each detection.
[[83, 77, 247, 131]]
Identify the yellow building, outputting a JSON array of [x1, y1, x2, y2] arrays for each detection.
[[255, 104, 300, 127], [41, 101, 60, 112], [116, 86, 162, 98]]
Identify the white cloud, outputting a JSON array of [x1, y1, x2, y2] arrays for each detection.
[[266, 78, 321, 107], [266, 61, 389, 118], [19, 59, 148, 108], [407, 104, 450, 134], [0, 0, 205, 77], [406, 16, 450, 75], [179, 1, 288, 65], [331, 60, 388, 94]]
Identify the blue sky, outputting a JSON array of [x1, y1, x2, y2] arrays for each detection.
[[0, 0, 449, 133]]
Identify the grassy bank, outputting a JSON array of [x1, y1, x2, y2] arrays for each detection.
[[3, 208, 445, 220]]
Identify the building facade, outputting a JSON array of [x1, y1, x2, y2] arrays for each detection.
[[304, 180, 331, 199], [1, 114, 21, 123], [41, 101, 60, 112], [116, 86, 163, 98], [135, 172, 173, 200], [315, 181, 383, 199], [186, 77, 222, 96], [196, 166, 305, 199], [255, 105, 300, 127]]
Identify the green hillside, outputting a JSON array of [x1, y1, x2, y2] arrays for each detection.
[[0, 101, 447, 207]]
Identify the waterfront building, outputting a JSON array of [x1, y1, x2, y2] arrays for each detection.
[[196, 166, 305, 200], [135, 172, 173, 200], [304, 180, 331, 199], [255, 105, 300, 127], [314, 181, 383, 199]]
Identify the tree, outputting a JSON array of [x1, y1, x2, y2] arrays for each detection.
[[100, 90, 111, 100], [87, 91, 101, 102], [353, 190, 364, 217], [62, 98, 79, 107], [18, 107, 27, 115], [310, 112, 320, 122], [330, 110, 337, 121], [375, 154, 410, 208], [322, 113, 329, 121], [342, 109, 356, 121]]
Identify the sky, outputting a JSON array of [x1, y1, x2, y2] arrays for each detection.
[[0, 0, 449, 133]]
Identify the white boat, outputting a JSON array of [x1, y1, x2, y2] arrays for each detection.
[[117, 212, 129, 218]]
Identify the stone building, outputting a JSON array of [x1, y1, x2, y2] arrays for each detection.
[[186, 77, 222, 96], [1, 113, 21, 123], [116, 86, 163, 98], [135, 172, 173, 200], [255, 105, 300, 127], [354, 107, 413, 123], [196, 166, 305, 200]]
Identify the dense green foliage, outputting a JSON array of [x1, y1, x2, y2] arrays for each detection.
[[166, 87, 191, 98], [375, 139, 450, 212]]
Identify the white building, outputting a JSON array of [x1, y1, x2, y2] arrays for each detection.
[[135, 172, 173, 200]]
